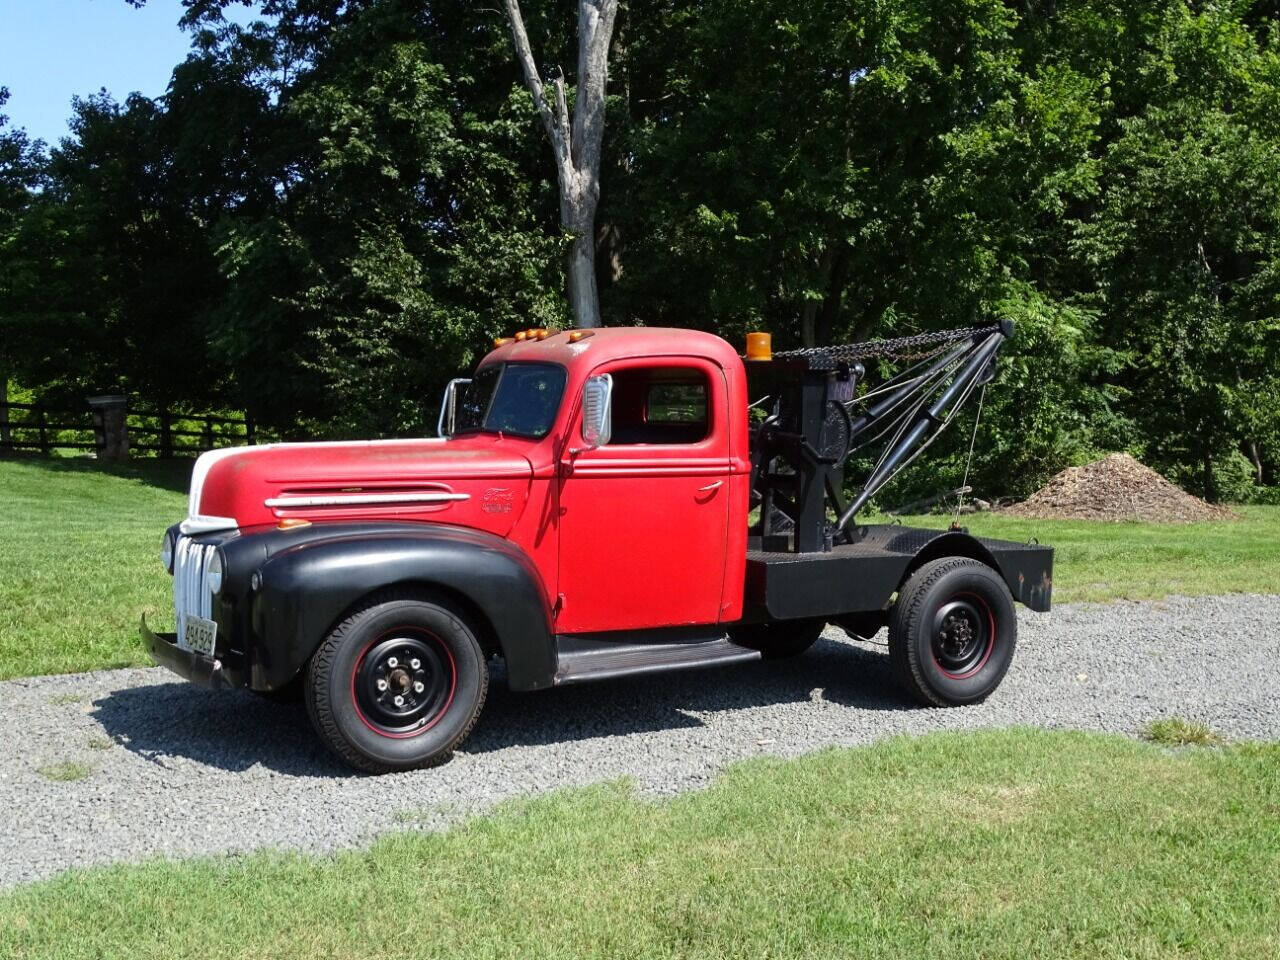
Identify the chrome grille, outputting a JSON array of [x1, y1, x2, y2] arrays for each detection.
[[173, 536, 216, 648]]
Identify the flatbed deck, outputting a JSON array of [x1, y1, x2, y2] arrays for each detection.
[[746, 524, 1053, 619]]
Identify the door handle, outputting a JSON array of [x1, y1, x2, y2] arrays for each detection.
[[697, 481, 723, 492]]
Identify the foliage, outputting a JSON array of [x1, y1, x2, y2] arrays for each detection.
[[1073, 2, 1280, 500], [2, 1, 1280, 495], [35, 761, 93, 783], [0, 87, 47, 389], [207, 4, 566, 435], [1, 91, 230, 407], [1144, 717, 1223, 746]]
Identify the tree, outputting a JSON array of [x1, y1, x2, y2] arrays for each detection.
[[503, 0, 618, 328], [201, 0, 565, 436], [13, 0, 1276, 499], [1073, 2, 1280, 500], [609, 1, 1100, 344], [0, 87, 44, 414], [2, 91, 229, 407]]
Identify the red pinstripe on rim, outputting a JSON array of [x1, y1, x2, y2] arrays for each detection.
[[350, 629, 458, 739], [933, 591, 997, 681]]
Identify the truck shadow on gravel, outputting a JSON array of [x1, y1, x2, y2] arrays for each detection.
[[90, 637, 909, 777]]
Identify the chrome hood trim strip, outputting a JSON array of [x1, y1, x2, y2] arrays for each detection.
[[264, 492, 470, 509]]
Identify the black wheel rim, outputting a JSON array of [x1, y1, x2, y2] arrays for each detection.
[[930, 593, 995, 679], [352, 631, 456, 737]]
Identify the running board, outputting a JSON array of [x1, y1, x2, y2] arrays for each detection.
[[553, 629, 762, 685]]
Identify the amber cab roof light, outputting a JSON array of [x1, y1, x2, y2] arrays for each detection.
[[745, 331, 772, 361]]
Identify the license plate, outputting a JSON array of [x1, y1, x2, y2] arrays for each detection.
[[183, 614, 218, 657]]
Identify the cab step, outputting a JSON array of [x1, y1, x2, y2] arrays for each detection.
[[553, 628, 761, 685]]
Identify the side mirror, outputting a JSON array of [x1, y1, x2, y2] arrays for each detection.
[[437, 378, 471, 438], [580, 374, 613, 449]]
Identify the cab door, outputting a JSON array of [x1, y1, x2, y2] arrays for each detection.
[[555, 358, 731, 634]]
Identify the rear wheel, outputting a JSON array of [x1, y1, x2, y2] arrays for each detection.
[[733, 617, 826, 659], [888, 557, 1016, 706], [305, 590, 488, 774]]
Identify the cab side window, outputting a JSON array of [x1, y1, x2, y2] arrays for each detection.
[[607, 366, 710, 445]]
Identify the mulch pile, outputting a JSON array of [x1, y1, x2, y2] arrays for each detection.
[[1002, 453, 1237, 523]]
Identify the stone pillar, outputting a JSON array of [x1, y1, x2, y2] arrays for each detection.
[[87, 395, 129, 462]]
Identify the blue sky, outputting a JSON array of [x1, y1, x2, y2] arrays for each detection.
[[0, 0, 255, 146]]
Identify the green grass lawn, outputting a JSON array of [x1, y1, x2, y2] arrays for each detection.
[[0, 458, 189, 680], [1, 456, 1278, 680], [2, 729, 1277, 959]]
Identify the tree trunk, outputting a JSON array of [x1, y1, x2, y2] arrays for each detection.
[[504, 0, 618, 329], [851, 293, 888, 343], [817, 245, 849, 346], [568, 221, 601, 328], [1248, 441, 1264, 485], [800, 300, 818, 348], [1202, 449, 1216, 503]]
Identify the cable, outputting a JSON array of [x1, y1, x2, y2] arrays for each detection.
[[953, 382, 988, 524]]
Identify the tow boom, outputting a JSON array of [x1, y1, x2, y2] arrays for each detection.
[[746, 320, 1013, 553]]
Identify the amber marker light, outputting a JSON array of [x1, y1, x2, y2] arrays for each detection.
[[745, 331, 773, 361], [568, 330, 595, 342], [277, 518, 311, 530], [514, 330, 529, 341], [493, 337, 514, 347]]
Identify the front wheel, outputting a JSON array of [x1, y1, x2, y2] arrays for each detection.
[[888, 557, 1016, 706], [305, 591, 488, 774]]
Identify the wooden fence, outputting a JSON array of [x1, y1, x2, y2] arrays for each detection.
[[129, 409, 257, 457], [0, 402, 96, 454], [0, 400, 256, 458]]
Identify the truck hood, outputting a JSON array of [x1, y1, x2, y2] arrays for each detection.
[[184, 435, 535, 536]]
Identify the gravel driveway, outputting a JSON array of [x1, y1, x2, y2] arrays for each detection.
[[2, 593, 1278, 888]]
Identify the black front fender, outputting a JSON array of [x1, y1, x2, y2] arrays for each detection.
[[247, 524, 556, 692]]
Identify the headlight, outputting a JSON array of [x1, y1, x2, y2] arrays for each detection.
[[205, 549, 224, 595], [161, 530, 175, 573]]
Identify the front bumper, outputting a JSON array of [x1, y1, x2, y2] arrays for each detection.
[[140, 614, 245, 690]]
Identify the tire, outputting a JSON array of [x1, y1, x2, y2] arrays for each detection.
[[733, 617, 826, 659], [888, 557, 1016, 707], [305, 590, 488, 774]]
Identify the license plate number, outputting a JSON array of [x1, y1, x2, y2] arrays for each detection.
[[183, 615, 218, 657]]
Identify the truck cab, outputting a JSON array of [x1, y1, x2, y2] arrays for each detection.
[[143, 326, 1052, 773]]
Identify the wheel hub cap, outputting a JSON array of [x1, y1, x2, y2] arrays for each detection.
[[930, 596, 992, 677], [354, 633, 453, 735]]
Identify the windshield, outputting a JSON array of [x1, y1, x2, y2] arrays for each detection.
[[454, 362, 566, 439]]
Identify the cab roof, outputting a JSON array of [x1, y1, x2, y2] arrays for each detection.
[[479, 327, 742, 374]]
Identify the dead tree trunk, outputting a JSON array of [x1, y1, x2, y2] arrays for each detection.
[[504, 0, 619, 329], [1248, 441, 1264, 485]]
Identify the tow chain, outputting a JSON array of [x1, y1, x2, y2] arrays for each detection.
[[773, 323, 1003, 363]]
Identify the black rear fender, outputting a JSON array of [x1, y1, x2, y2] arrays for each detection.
[[900, 531, 1053, 612]]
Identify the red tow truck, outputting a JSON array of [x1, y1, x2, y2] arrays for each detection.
[[144, 325, 1052, 773]]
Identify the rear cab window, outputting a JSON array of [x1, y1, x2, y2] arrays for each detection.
[[608, 366, 710, 445]]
